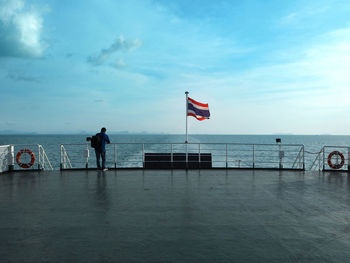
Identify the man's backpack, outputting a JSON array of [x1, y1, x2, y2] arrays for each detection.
[[91, 133, 102, 148]]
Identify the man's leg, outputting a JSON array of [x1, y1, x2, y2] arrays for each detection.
[[101, 151, 106, 169], [95, 150, 101, 169]]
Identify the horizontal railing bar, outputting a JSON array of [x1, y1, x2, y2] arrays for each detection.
[[110, 160, 298, 164], [324, 146, 350, 149], [107, 149, 301, 152], [60, 144, 90, 146], [9, 144, 41, 147], [60, 142, 304, 147]]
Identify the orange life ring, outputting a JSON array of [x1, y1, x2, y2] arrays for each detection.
[[16, 149, 36, 168], [327, 151, 345, 170]]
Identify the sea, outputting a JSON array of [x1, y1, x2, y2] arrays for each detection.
[[1, 134, 350, 170]]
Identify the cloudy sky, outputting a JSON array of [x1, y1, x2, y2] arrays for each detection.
[[1, 0, 350, 134]]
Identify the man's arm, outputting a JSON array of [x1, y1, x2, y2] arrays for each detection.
[[106, 135, 111, 144]]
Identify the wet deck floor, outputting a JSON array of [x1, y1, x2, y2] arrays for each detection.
[[1, 169, 350, 262]]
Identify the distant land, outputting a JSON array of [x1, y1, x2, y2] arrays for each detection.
[[0, 130, 40, 135], [0, 130, 129, 135], [0, 130, 153, 135]]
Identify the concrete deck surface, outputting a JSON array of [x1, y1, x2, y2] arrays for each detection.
[[1, 169, 350, 262]]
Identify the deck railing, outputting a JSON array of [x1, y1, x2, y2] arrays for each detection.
[[60, 142, 305, 170], [311, 146, 350, 171], [0, 144, 53, 172], [2, 142, 350, 172]]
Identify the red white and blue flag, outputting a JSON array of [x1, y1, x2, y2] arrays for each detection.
[[187, 97, 210, 121]]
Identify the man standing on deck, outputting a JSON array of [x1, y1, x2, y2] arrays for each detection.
[[95, 127, 110, 171]]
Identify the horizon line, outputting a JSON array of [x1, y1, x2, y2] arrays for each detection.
[[0, 132, 344, 136]]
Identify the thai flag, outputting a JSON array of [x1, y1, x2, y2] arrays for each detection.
[[187, 97, 210, 121]]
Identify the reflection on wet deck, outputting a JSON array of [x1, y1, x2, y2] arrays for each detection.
[[1, 169, 350, 262]]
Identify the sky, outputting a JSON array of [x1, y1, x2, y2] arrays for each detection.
[[1, 0, 350, 134]]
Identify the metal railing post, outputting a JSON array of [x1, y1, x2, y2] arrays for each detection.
[[38, 145, 41, 170], [42, 147, 53, 171], [252, 145, 255, 169], [63, 146, 66, 170], [171, 144, 173, 168], [40, 145, 44, 170], [279, 144, 282, 169], [318, 152, 321, 171], [186, 143, 188, 169], [322, 147, 325, 171], [225, 144, 228, 168], [114, 144, 117, 169], [85, 144, 89, 169], [199, 144, 201, 169], [142, 144, 145, 168], [8, 145, 14, 171], [302, 145, 305, 170], [63, 147, 66, 170], [60, 145, 63, 170]]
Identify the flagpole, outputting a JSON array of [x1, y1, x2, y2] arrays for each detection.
[[185, 91, 189, 143]]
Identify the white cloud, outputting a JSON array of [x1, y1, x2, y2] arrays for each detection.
[[0, 0, 45, 58], [87, 35, 142, 66], [113, 58, 127, 68], [281, 12, 297, 24], [280, 4, 329, 26], [0, 0, 24, 23]]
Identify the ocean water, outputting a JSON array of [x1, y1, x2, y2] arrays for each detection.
[[1, 134, 350, 170]]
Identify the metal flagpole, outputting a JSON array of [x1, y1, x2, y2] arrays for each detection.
[[185, 91, 189, 168], [185, 91, 189, 143]]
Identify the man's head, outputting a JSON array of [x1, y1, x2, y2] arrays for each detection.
[[101, 127, 107, 133]]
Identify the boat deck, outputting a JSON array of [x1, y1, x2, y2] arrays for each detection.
[[1, 169, 350, 262]]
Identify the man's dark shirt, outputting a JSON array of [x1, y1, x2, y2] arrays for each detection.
[[96, 132, 110, 152]]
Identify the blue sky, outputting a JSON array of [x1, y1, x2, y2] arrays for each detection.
[[1, 0, 350, 134]]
